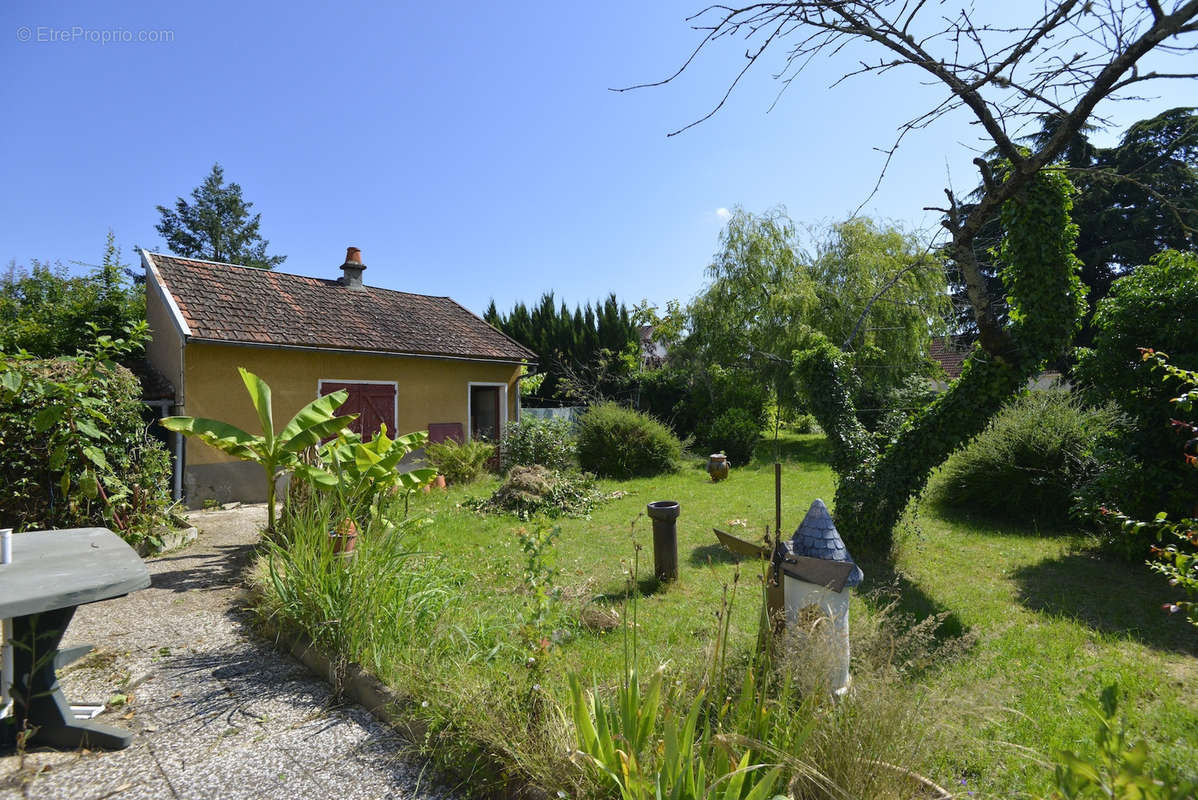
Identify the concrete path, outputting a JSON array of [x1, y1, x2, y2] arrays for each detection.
[[1, 506, 452, 800]]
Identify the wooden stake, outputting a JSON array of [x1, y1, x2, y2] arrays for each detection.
[[774, 462, 782, 539]]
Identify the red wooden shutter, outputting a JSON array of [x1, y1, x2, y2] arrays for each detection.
[[319, 382, 396, 439]]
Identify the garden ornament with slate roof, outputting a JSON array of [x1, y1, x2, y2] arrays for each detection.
[[713, 498, 862, 696], [782, 499, 862, 696]]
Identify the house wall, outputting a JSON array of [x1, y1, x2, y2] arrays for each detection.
[[179, 341, 520, 505], [145, 274, 184, 404]]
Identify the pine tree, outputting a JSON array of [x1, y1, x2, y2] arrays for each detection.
[[155, 163, 285, 269]]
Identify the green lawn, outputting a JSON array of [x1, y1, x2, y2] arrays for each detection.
[[268, 433, 1198, 797]]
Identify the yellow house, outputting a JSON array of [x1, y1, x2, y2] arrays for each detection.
[[143, 247, 535, 506]]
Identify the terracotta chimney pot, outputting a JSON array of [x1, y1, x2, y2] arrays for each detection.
[[340, 246, 367, 289]]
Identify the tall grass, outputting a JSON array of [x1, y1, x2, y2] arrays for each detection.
[[566, 548, 951, 800], [252, 486, 454, 673]]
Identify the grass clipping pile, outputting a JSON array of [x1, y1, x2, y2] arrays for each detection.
[[471, 465, 606, 519]]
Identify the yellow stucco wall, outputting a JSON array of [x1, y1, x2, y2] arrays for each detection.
[[145, 274, 184, 401], [182, 342, 520, 466]]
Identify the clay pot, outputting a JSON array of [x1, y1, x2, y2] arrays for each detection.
[[707, 453, 730, 482], [329, 518, 358, 556], [434, 474, 447, 490]]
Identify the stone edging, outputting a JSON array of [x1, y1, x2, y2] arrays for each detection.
[[266, 625, 428, 744], [267, 625, 551, 800]]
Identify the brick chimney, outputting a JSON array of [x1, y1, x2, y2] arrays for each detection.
[[339, 246, 366, 289]]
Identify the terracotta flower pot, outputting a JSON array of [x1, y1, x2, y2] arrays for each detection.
[[434, 474, 447, 490], [329, 518, 358, 557]]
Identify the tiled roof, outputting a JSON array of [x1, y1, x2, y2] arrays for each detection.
[[928, 334, 972, 379], [787, 499, 863, 588], [145, 253, 536, 363]]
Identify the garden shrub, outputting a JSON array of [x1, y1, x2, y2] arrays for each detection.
[[791, 413, 818, 434], [929, 389, 1126, 527], [474, 465, 603, 518], [426, 438, 495, 484], [633, 365, 767, 448], [0, 329, 173, 546], [257, 481, 454, 659], [701, 407, 760, 466], [498, 417, 576, 471], [576, 402, 681, 479], [1073, 249, 1198, 524]]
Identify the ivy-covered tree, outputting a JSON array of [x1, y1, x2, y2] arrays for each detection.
[[798, 170, 1087, 550], [635, 1, 1197, 552], [1, 232, 145, 358], [155, 163, 285, 269], [947, 108, 1198, 344]]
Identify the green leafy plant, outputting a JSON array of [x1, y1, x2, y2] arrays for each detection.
[[160, 368, 356, 531], [514, 520, 564, 649], [0, 232, 146, 359], [1074, 250, 1198, 523], [498, 416, 576, 471], [567, 541, 788, 800], [703, 408, 761, 466], [425, 437, 495, 484], [1039, 685, 1195, 800], [577, 402, 682, 479], [0, 322, 173, 546], [1097, 350, 1198, 625], [633, 364, 768, 453], [294, 426, 436, 533]]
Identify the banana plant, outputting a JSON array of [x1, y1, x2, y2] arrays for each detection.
[[296, 425, 436, 531], [160, 367, 357, 532]]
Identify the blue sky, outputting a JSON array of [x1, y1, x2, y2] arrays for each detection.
[[2, 1, 1192, 317]]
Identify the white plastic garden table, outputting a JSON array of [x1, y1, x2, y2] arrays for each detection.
[[0, 527, 150, 750]]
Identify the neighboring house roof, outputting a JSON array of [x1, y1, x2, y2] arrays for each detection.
[[928, 334, 972, 379], [144, 252, 536, 364], [928, 335, 1069, 388], [638, 324, 668, 368]]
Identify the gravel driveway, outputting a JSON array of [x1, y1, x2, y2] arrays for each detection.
[[1, 505, 452, 800]]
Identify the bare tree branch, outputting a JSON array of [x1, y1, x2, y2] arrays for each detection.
[[631, 1, 1198, 357]]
